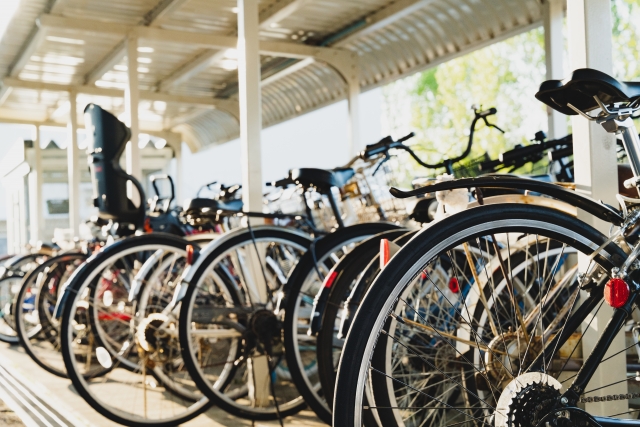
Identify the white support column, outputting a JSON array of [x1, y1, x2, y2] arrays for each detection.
[[568, 0, 625, 416], [125, 36, 142, 203], [28, 125, 43, 243], [347, 80, 361, 158], [67, 92, 80, 237], [174, 143, 183, 204], [543, 0, 567, 139], [238, 0, 263, 213]]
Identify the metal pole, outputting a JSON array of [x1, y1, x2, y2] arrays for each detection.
[[567, 0, 626, 415], [67, 91, 80, 237], [28, 125, 43, 243], [347, 79, 361, 157], [125, 36, 142, 203], [175, 143, 183, 203], [238, 0, 263, 213], [543, 0, 567, 139]]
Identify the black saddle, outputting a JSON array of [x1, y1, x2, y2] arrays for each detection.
[[290, 167, 354, 192], [536, 68, 640, 115], [183, 198, 242, 213]]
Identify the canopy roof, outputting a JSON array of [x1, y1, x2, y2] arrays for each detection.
[[0, 0, 543, 152]]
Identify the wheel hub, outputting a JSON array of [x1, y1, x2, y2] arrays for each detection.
[[136, 313, 176, 363]]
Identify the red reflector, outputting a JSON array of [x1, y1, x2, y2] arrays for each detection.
[[448, 277, 460, 293], [186, 245, 194, 265], [323, 270, 338, 288], [380, 239, 390, 269], [604, 278, 630, 308]]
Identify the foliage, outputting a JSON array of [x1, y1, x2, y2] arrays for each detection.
[[382, 0, 640, 182]]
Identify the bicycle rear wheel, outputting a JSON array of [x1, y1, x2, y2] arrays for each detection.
[[58, 233, 212, 426], [282, 222, 402, 423], [15, 252, 87, 377], [179, 226, 312, 420], [333, 204, 626, 427]]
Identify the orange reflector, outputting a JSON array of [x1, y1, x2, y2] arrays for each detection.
[[604, 278, 630, 308], [323, 270, 338, 289], [380, 239, 390, 269], [186, 245, 195, 266]]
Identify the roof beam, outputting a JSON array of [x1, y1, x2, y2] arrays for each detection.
[[158, 0, 312, 91], [0, 114, 182, 144], [157, 49, 222, 91], [2, 77, 239, 112], [84, 41, 126, 85], [148, 0, 192, 26], [83, 0, 185, 84], [258, 0, 311, 29], [38, 14, 349, 60], [335, 0, 438, 46], [8, 28, 46, 77]]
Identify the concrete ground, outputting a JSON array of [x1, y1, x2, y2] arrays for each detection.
[[0, 343, 324, 427]]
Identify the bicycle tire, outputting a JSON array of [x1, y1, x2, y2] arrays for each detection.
[[282, 222, 402, 423], [179, 226, 313, 420], [333, 204, 626, 427], [59, 233, 213, 427]]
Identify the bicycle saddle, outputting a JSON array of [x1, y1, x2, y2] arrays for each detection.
[[333, 167, 356, 187], [184, 198, 242, 213], [290, 168, 348, 192], [536, 68, 640, 115]]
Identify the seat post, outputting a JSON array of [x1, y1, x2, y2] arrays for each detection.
[[617, 118, 640, 179], [326, 188, 345, 228]]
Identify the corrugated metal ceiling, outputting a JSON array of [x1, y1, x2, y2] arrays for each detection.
[[0, 0, 544, 151]]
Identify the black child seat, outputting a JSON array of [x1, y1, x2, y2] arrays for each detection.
[[84, 104, 146, 229], [536, 68, 640, 115]]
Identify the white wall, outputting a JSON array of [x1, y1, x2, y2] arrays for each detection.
[[0, 88, 383, 220], [180, 88, 382, 200], [0, 124, 37, 220]]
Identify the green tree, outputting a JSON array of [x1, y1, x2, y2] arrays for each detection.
[[382, 0, 640, 181]]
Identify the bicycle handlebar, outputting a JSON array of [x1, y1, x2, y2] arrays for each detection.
[[357, 106, 501, 173], [479, 134, 573, 172]]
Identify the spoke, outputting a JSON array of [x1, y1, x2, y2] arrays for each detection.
[[584, 376, 632, 395], [462, 243, 498, 336], [381, 327, 496, 410], [421, 266, 516, 382], [477, 237, 516, 375], [519, 241, 566, 376], [543, 282, 581, 373], [559, 300, 606, 384], [398, 297, 504, 400], [369, 366, 496, 426], [399, 317, 505, 354]]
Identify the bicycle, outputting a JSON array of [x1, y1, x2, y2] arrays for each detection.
[[334, 68, 640, 427]]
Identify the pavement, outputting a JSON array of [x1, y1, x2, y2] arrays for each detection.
[[0, 343, 325, 427]]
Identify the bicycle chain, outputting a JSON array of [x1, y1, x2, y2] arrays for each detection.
[[580, 392, 640, 403]]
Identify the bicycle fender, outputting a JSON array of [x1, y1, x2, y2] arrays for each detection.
[[390, 176, 624, 226]]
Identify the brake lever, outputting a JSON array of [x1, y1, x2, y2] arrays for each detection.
[[483, 117, 505, 134], [373, 154, 391, 176]]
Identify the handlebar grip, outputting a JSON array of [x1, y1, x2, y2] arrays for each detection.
[[548, 146, 573, 161], [477, 107, 497, 118], [479, 158, 502, 172], [361, 136, 394, 158], [397, 132, 415, 143]]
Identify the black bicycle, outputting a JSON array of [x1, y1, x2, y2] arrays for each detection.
[[334, 68, 640, 427]]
